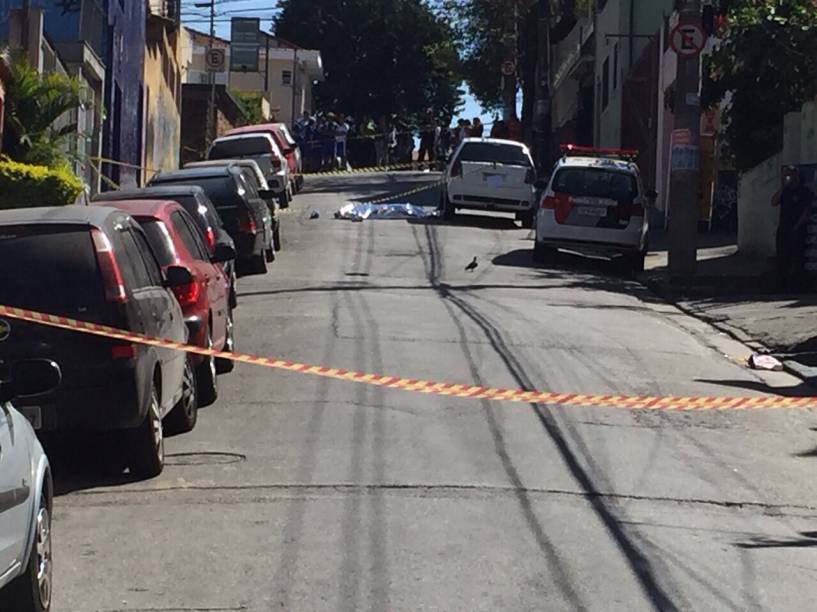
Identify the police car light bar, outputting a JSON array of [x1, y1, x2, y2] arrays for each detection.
[[560, 144, 639, 161]]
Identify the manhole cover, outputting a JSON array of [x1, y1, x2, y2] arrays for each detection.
[[165, 452, 246, 466]]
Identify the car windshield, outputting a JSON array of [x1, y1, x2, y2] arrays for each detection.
[[552, 167, 638, 202], [137, 219, 176, 266], [209, 138, 273, 159], [0, 225, 104, 314], [457, 142, 530, 166]]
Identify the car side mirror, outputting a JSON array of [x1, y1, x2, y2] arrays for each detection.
[[257, 189, 276, 200], [0, 359, 62, 402], [211, 243, 236, 264], [534, 178, 550, 190], [165, 265, 193, 288]]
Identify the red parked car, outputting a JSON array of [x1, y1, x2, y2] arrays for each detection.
[[93, 199, 236, 421], [224, 123, 303, 192]]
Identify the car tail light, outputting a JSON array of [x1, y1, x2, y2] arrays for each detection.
[[239, 210, 257, 233], [205, 226, 216, 251], [91, 229, 127, 303], [451, 160, 462, 178], [271, 156, 282, 169], [525, 168, 535, 184], [540, 195, 559, 210], [111, 343, 136, 359], [172, 278, 201, 308], [541, 193, 574, 224]]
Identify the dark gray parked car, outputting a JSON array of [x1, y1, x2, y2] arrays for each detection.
[[0, 206, 192, 477], [148, 166, 274, 275]]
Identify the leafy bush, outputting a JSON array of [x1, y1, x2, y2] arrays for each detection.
[[0, 159, 83, 208]]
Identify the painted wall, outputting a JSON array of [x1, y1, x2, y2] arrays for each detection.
[[100, 0, 146, 189], [738, 101, 817, 256], [144, 16, 181, 182]]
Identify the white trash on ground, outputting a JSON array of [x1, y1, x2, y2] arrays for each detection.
[[748, 354, 784, 371]]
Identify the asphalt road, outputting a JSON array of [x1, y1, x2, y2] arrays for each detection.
[[50, 172, 817, 611]]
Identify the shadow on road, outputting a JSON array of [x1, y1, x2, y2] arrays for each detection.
[[43, 428, 194, 496], [695, 378, 817, 399], [409, 213, 521, 230], [736, 532, 817, 549]]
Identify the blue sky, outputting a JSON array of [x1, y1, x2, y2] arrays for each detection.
[[180, 1, 500, 128]]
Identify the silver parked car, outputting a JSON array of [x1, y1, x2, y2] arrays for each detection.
[[0, 359, 60, 612]]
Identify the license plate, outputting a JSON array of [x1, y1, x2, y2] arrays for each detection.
[[19, 406, 42, 430], [577, 207, 607, 217], [483, 174, 505, 186]]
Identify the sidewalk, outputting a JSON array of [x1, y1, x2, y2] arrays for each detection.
[[645, 230, 817, 382]]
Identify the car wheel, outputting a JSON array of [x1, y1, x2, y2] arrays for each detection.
[[216, 308, 236, 374], [197, 328, 219, 406], [128, 382, 164, 478], [229, 281, 238, 310], [273, 224, 282, 252], [0, 488, 53, 612], [621, 250, 646, 278], [442, 191, 455, 220], [248, 254, 268, 275], [165, 358, 198, 435], [519, 210, 534, 229], [265, 246, 275, 263], [533, 241, 554, 264], [279, 188, 291, 209]]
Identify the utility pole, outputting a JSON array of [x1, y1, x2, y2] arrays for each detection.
[[195, 1, 217, 145], [668, 0, 704, 280], [20, 0, 30, 58], [533, 0, 551, 173], [291, 48, 298, 127], [501, 0, 518, 120]]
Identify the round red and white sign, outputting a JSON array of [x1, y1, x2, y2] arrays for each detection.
[[670, 22, 706, 58]]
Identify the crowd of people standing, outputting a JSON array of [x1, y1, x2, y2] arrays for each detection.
[[292, 110, 524, 173]]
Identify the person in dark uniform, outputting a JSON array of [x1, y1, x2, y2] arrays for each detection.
[[772, 166, 813, 291]]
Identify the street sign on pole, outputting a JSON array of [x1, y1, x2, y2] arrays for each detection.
[[205, 48, 226, 72], [230, 17, 260, 72], [670, 21, 706, 58]]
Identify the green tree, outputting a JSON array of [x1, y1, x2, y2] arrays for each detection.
[[704, 0, 817, 171], [2, 52, 82, 167], [437, 1, 581, 123], [274, 0, 462, 122]]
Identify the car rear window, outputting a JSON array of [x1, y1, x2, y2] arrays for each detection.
[[552, 168, 638, 202], [457, 143, 531, 167], [0, 225, 104, 315], [138, 219, 176, 267], [209, 137, 273, 159], [152, 176, 244, 209]]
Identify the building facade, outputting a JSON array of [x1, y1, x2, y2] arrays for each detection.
[[182, 27, 323, 127], [144, 0, 182, 182]]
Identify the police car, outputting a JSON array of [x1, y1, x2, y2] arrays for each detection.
[[534, 145, 653, 275]]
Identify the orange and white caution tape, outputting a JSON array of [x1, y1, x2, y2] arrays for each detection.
[[0, 304, 813, 412]]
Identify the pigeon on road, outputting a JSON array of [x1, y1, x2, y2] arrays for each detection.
[[465, 257, 478, 272]]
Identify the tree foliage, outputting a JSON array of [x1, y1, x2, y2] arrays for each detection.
[[704, 0, 817, 171], [437, 1, 582, 118], [2, 52, 82, 167], [274, 0, 462, 122]]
